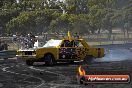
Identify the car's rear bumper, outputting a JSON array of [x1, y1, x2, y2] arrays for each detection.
[[16, 55, 36, 59]]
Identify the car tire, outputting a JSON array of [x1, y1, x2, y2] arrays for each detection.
[[83, 55, 94, 64], [44, 54, 56, 66], [26, 60, 34, 66]]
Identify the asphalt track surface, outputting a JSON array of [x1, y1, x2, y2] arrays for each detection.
[[0, 48, 132, 88]]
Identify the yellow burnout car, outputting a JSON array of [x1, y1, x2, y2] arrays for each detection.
[[16, 32, 105, 65]]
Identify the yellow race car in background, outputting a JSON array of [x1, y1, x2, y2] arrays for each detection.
[[16, 32, 105, 65]]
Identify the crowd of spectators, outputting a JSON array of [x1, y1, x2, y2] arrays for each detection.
[[12, 32, 36, 49]]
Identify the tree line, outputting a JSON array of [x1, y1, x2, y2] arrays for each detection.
[[0, 0, 131, 36]]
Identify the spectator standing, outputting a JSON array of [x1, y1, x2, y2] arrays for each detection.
[[27, 33, 36, 48], [3, 41, 8, 50]]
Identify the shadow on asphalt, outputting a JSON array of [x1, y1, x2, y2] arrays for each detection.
[[32, 61, 108, 67], [33, 62, 83, 67]]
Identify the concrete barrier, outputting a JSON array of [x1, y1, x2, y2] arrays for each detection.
[[0, 50, 16, 59]]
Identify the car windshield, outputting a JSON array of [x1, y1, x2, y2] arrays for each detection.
[[43, 40, 62, 47]]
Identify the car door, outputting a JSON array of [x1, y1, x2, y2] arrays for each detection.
[[59, 40, 77, 59], [74, 40, 88, 60]]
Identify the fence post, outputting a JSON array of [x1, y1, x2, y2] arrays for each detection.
[[100, 34, 101, 45]]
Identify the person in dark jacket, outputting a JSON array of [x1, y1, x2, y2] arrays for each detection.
[[3, 41, 8, 50], [27, 33, 36, 48]]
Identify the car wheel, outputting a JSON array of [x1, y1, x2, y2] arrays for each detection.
[[44, 54, 56, 66], [26, 60, 34, 66], [83, 55, 94, 64]]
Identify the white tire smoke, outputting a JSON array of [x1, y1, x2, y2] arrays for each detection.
[[95, 49, 132, 62]]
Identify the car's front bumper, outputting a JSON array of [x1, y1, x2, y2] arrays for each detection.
[[16, 55, 36, 59]]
